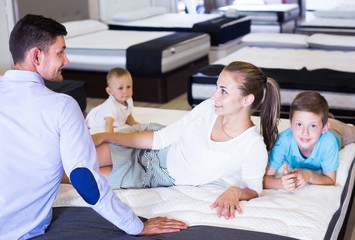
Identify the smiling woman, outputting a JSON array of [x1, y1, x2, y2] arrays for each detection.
[[90, 61, 281, 219]]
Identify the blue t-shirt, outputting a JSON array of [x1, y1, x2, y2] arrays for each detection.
[[269, 128, 340, 173]]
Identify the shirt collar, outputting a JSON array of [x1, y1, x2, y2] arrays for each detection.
[[2, 70, 45, 86]]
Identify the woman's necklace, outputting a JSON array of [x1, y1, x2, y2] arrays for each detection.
[[221, 116, 235, 139]]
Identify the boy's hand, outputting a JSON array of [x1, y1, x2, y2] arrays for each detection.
[[281, 162, 297, 191], [291, 169, 312, 190]]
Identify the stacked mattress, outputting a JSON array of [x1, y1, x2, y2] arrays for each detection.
[[61, 19, 211, 102], [217, 3, 299, 23], [98, 1, 252, 62], [295, 2, 355, 35], [107, 12, 251, 47], [188, 33, 355, 123], [63, 20, 210, 75], [215, 3, 299, 32]]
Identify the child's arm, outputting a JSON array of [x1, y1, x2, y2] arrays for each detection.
[[105, 117, 115, 132], [126, 113, 139, 126], [292, 169, 336, 190], [264, 163, 298, 191]]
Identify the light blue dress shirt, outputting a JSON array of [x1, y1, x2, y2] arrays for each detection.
[[0, 70, 143, 239]]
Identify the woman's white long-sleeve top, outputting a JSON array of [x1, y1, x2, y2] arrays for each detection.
[[153, 99, 268, 194]]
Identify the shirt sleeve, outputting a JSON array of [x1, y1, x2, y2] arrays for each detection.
[[239, 137, 268, 195], [268, 130, 289, 170], [101, 98, 118, 120], [59, 97, 143, 235], [320, 133, 339, 172]]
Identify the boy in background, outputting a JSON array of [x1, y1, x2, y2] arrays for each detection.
[[86, 68, 139, 132], [264, 91, 355, 191]]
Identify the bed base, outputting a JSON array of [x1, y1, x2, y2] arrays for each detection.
[[294, 26, 355, 36], [45, 79, 87, 113], [62, 56, 208, 103], [34, 207, 297, 240]]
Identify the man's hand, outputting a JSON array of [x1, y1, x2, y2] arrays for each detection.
[[139, 217, 189, 236]]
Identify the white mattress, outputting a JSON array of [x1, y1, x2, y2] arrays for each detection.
[[218, 4, 299, 22], [54, 107, 355, 240], [215, 46, 355, 72], [299, 17, 355, 28], [314, 3, 355, 19], [195, 47, 355, 110], [108, 13, 226, 29], [64, 30, 210, 72], [106, 13, 251, 62]]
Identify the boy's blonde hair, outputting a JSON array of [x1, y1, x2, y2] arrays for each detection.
[[290, 91, 329, 126], [106, 68, 132, 87]]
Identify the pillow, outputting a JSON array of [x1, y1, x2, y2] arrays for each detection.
[[62, 20, 108, 38], [241, 33, 309, 49], [110, 7, 168, 22], [307, 33, 355, 51]]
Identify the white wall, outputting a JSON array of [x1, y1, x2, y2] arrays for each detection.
[[88, 0, 100, 19], [0, 0, 14, 75]]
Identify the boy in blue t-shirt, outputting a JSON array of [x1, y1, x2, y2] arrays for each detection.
[[264, 91, 355, 191]]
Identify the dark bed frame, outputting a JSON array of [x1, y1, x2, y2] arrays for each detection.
[[32, 206, 298, 240]]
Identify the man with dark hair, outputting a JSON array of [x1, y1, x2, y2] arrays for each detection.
[[0, 14, 187, 239]]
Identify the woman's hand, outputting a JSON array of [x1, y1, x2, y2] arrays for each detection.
[[210, 187, 242, 219]]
